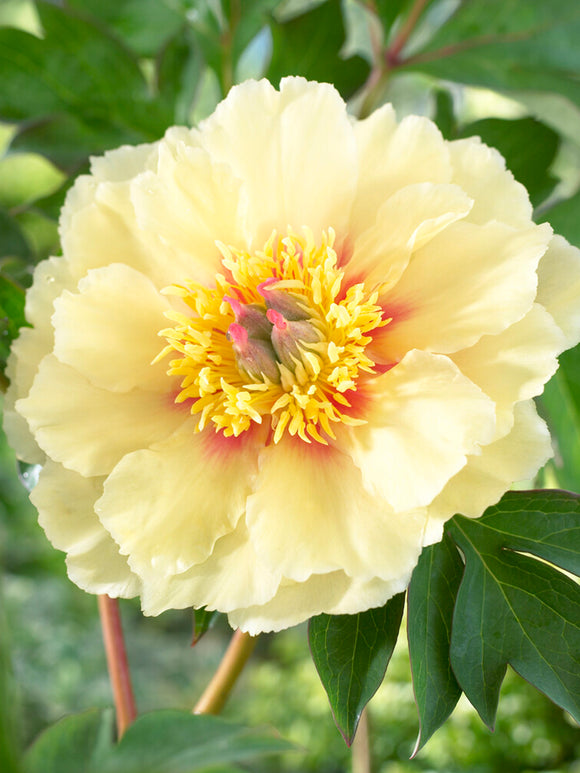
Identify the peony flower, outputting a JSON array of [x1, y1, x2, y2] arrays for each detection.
[[5, 77, 580, 634]]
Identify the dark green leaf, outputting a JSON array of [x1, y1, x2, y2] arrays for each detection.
[[447, 490, 580, 729], [268, 0, 371, 99], [0, 272, 29, 375], [192, 607, 221, 645], [24, 709, 294, 773], [157, 27, 204, 126], [407, 533, 463, 754], [432, 87, 456, 139], [458, 117, 560, 207], [401, 0, 580, 110], [64, 0, 184, 58], [309, 593, 405, 745], [541, 189, 580, 249], [0, 208, 32, 260], [375, 0, 414, 35]]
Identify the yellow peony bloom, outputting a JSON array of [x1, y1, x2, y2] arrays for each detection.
[[5, 78, 580, 633]]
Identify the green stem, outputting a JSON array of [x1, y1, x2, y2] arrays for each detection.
[[386, 0, 430, 66], [98, 595, 137, 739], [352, 707, 372, 773], [193, 630, 257, 715]]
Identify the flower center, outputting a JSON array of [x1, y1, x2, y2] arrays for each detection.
[[156, 229, 388, 444]]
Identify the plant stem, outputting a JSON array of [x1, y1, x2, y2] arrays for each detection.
[[98, 595, 137, 739], [193, 629, 257, 715], [352, 707, 372, 773], [386, 0, 430, 66]]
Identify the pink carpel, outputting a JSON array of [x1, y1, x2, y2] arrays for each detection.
[[227, 322, 249, 349], [266, 308, 287, 330], [224, 295, 243, 318]]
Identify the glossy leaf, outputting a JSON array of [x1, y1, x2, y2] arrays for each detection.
[[268, 0, 370, 99], [407, 533, 463, 754], [192, 607, 221, 645], [447, 490, 580, 729], [458, 117, 560, 207], [401, 0, 580, 109], [309, 593, 405, 745], [24, 709, 294, 773]]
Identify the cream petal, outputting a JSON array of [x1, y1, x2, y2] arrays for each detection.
[[350, 350, 496, 512], [536, 235, 580, 347], [25, 255, 77, 328], [381, 220, 552, 357], [96, 422, 261, 579], [448, 136, 533, 227], [31, 461, 140, 597], [245, 437, 427, 583], [228, 572, 408, 635], [52, 263, 170, 393], [200, 77, 358, 242], [351, 111, 453, 237], [348, 183, 473, 289], [89, 139, 160, 182], [452, 303, 565, 436], [17, 355, 185, 476], [424, 400, 553, 545], [140, 518, 281, 616]]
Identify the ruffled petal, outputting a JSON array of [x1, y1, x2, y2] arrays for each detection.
[[17, 355, 185, 476], [448, 136, 533, 227], [349, 350, 496, 512], [52, 263, 170, 393], [536, 235, 580, 347], [452, 303, 565, 436], [380, 219, 552, 357], [96, 422, 262, 579], [347, 182, 473, 289], [424, 400, 553, 545], [245, 437, 426, 582], [140, 517, 281, 616], [31, 461, 140, 597], [199, 77, 358, 243]]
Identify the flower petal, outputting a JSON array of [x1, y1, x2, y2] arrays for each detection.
[[17, 355, 185, 476], [350, 350, 496, 512], [140, 517, 281, 616], [245, 437, 426, 582], [52, 263, 170, 393], [381, 220, 552, 357], [424, 400, 553, 545], [96, 423, 262, 579], [200, 77, 358, 242], [448, 136, 533, 227], [536, 235, 580, 347], [31, 461, 140, 597]]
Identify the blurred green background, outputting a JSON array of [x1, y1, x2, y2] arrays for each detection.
[[1, 0, 580, 770]]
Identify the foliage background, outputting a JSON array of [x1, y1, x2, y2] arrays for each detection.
[[1, 0, 580, 770]]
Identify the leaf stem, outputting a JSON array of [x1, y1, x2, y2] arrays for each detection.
[[98, 595, 137, 739], [352, 707, 372, 773], [386, 0, 430, 66], [193, 629, 257, 715]]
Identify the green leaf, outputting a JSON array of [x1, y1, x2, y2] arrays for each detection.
[[407, 533, 463, 754], [0, 271, 29, 377], [24, 709, 294, 773], [541, 189, 580, 249], [446, 490, 580, 729], [309, 592, 405, 745], [0, 207, 32, 260], [375, 0, 414, 35], [401, 0, 580, 110], [192, 607, 221, 645], [268, 0, 371, 100], [156, 27, 204, 126], [458, 117, 560, 207], [64, 0, 184, 58]]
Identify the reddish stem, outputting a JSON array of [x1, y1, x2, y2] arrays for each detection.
[[98, 595, 137, 738]]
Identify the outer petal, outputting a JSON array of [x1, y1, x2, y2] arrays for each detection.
[[95, 422, 262, 579], [17, 355, 185, 476], [351, 110, 452, 237], [228, 572, 408, 635], [349, 350, 496, 512], [347, 183, 473, 290], [448, 136, 533, 227], [52, 264, 170, 393], [452, 303, 565, 436], [139, 518, 281, 616], [199, 77, 358, 243], [31, 461, 140, 597], [245, 437, 426, 583], [536, 234, 580, 347], [380, 220, 552, 357], [424, 400, 553, 545]]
